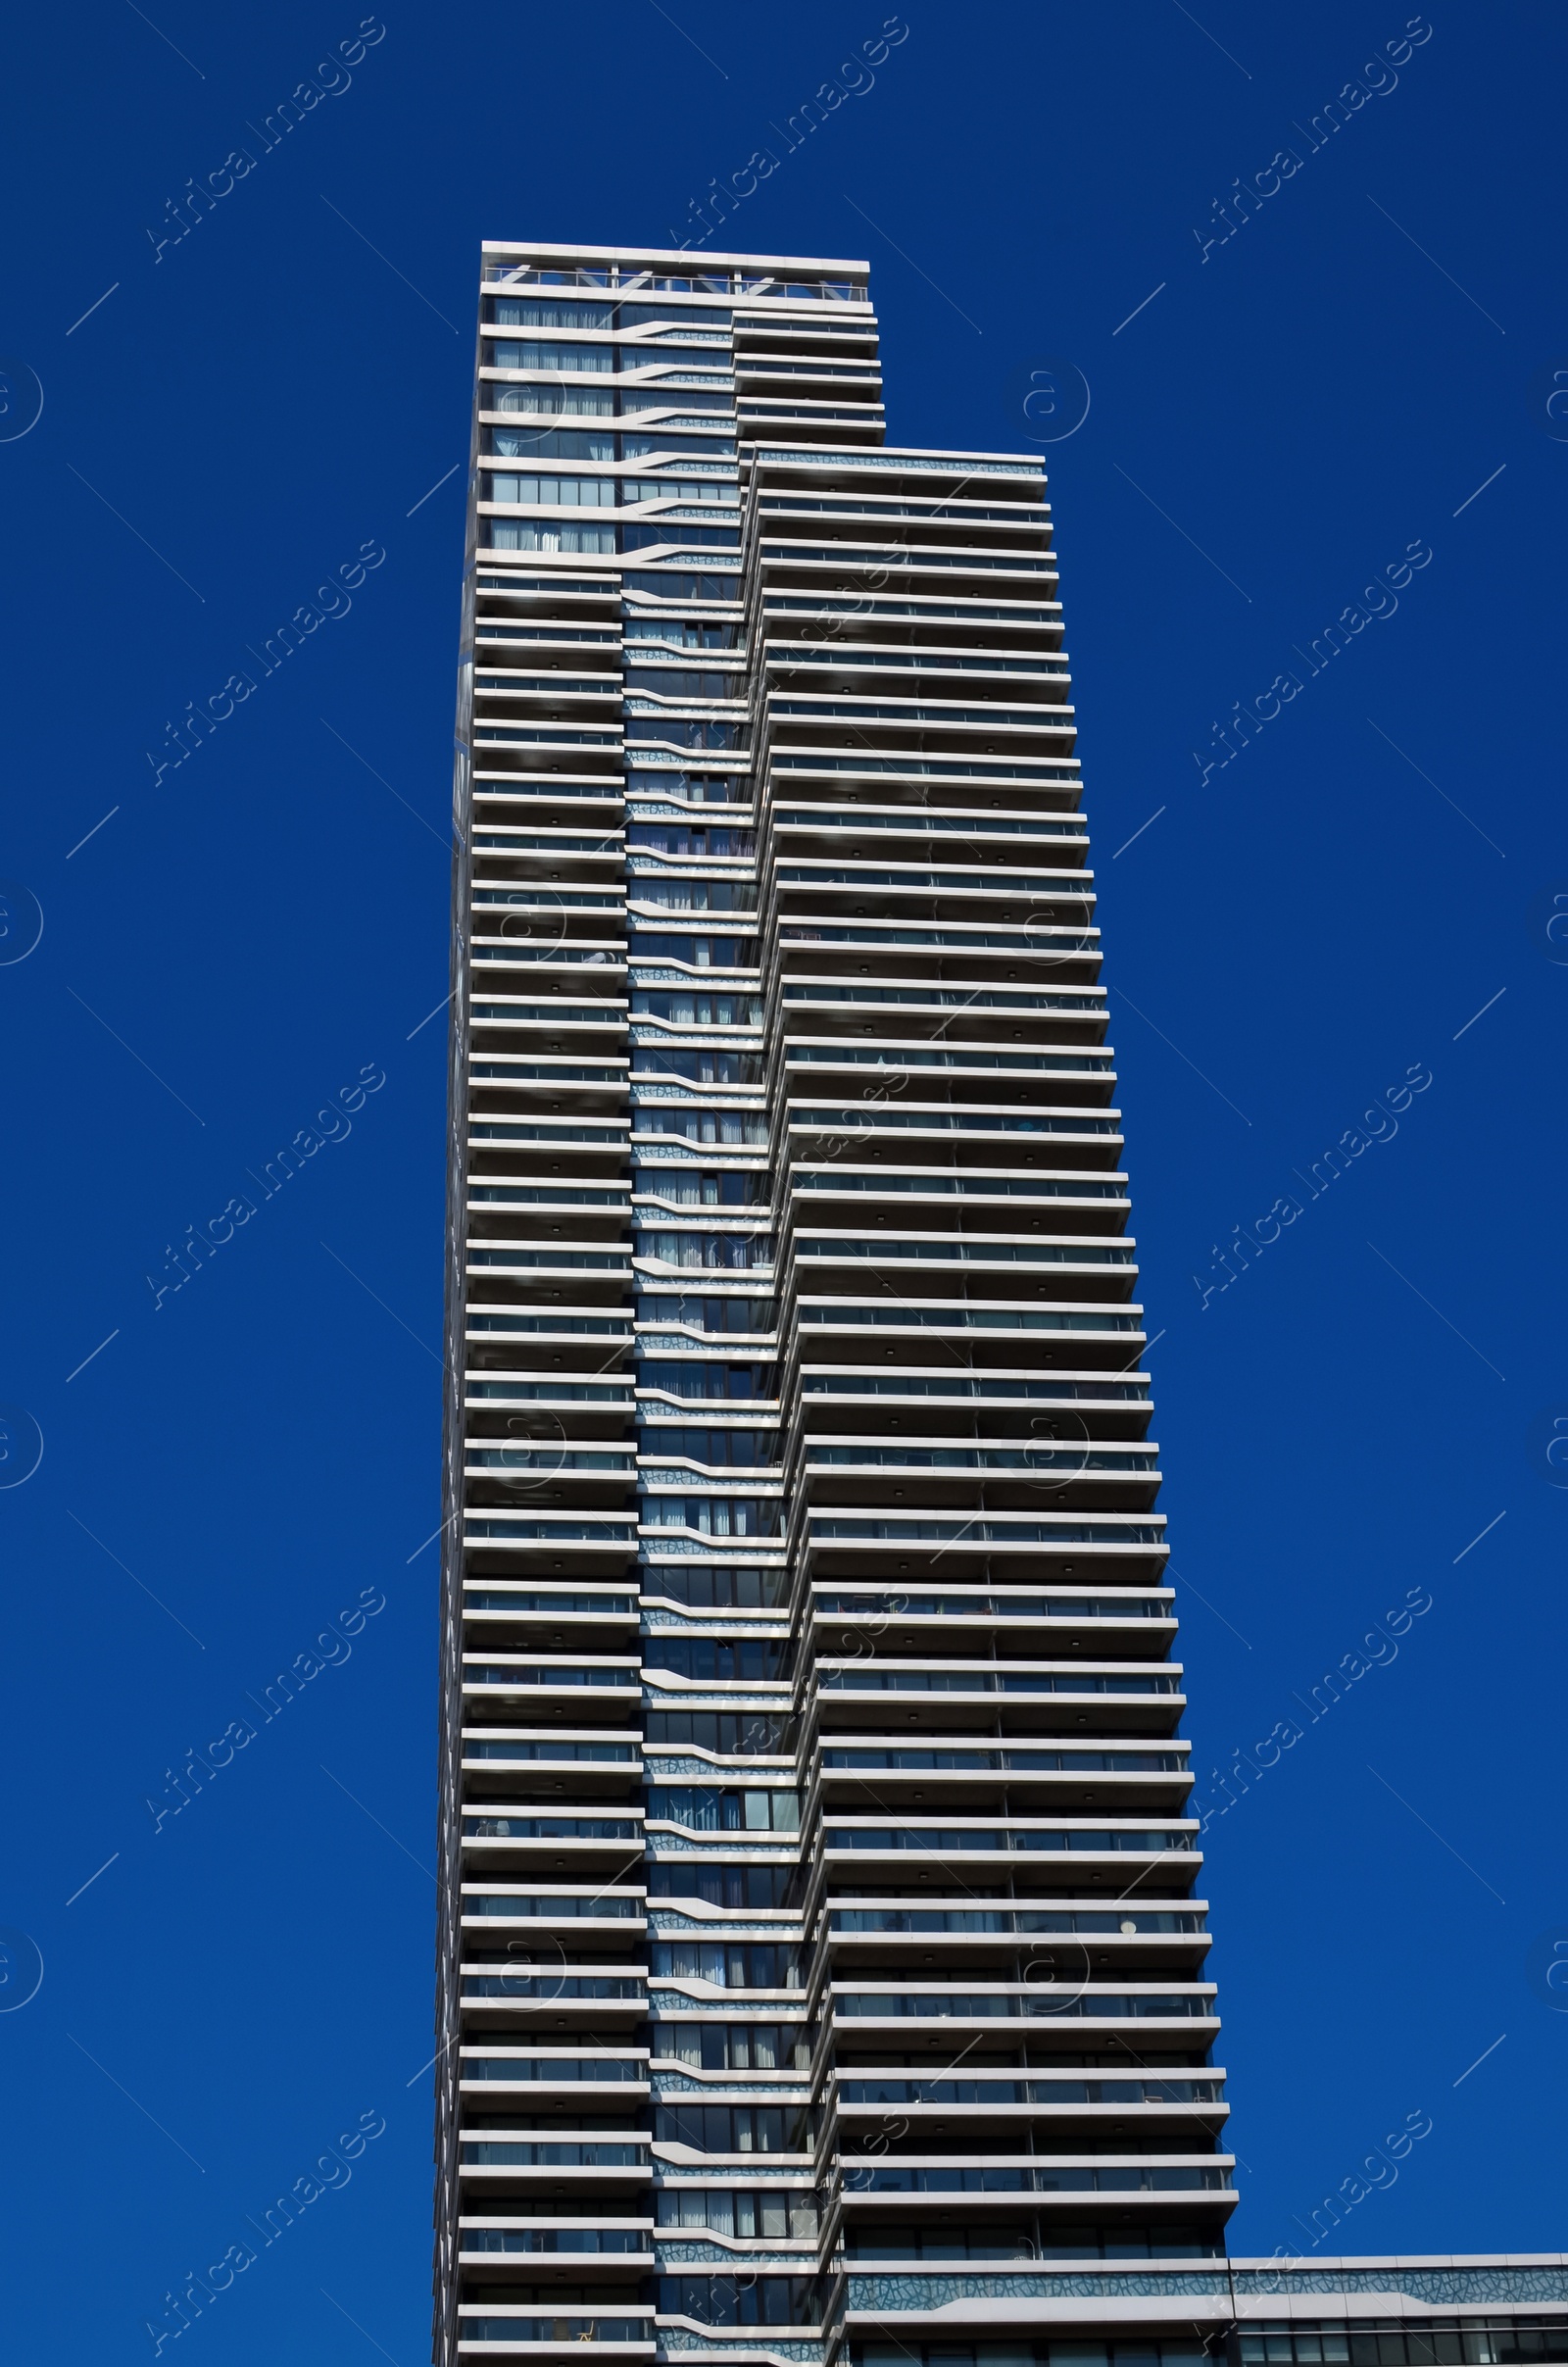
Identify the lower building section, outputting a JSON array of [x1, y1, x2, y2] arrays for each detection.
[[845, 2259, 1568, 2367], [441, 2253, 1568, 2366]]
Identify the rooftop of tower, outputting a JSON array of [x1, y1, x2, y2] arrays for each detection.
[[480, 238, 870, 272]]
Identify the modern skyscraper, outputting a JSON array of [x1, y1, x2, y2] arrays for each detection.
[[433, 238, 1564, 2367]]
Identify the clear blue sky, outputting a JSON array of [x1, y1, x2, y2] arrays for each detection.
[[0, 5, 1562, 2356]]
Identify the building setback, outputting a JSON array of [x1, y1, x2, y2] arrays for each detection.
[[433, 237, 1566, 2367]]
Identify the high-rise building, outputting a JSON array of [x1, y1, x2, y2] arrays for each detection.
[[433, 238, 1565, 2367]]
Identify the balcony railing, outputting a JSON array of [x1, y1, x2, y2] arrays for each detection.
[[461, 1975, 645, 1998], [838, 2074, 1220, 2102], [460, 2055, 648, 2082], [458, 2313, 652, 2343], [808, 1519, 1160, 1545], [481, 266, 867, 302], [842, 2164, 1229, 2196], [464, 1894, 644, 1920], [826, 1827, 1193, 1852], [817, 1669, 1177, 1695], [828, 1900, 1200, 1937], [463, 1663, 640, 1686], [813, 1597, 1166, 1622], [835, 1992, 1213, 2021], [462, 2229, 652, 2252], [459, 2139, 646, 2164], [820, 1748, 1185, 1773], [463, 1817, 640, 1840]]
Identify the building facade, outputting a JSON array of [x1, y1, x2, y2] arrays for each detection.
[[433, 238, 1566, 2367]]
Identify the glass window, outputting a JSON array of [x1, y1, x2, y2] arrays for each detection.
[[648, 1786, 800, 1831], [484, 382, 615, 417], [626, 934, 757, 972], [622, 569, 743, 600], [488, 299, 613, 329], [637, 1233, 770, 1273], [661, 2020, 808, 2071], [643, 1709, 795, 1753], [623, 477, 735, 504], [617, 386, 732, 412], [486, 474, 615, 508], [488, 426, 617, 461], [486, 522, 615, 553], [624, 619, 741, 650], [620, 433, 738, 459], [619, 304, 733, 327], [631, 989, 761, 1021], [642, 1563, 786, 1607], [488, 339, 614, 371]]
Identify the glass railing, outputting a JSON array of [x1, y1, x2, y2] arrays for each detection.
[[821, 1748, 1181, 1773], [470, 837, 623, 855], [467, 1188, 631, 1209], [829, 1905, 1200, 1934], [464, 1664, 639, 1686], [810, 1518, 1158, 1544], [797, 1242, 1127, 1264], [462, 1740, 638, 1762], [462, 2056, 646, 2081], [778, 925, 1094, 953], [813, 1594, 1164, 1619], [464, 1817, 640, 1840], [742, 359, 880, 378], [775, 870, 1092, 894], [775, 813, 1088, 840], [741, 402, 881, 420], [771, 699, 1068, 726], [827, 1828, 1192, 1852], [466, 1451, 634, 1470], [463, 2229, 651, 2252], [460, 1976, 645, 1998], [459, 2138, 646, 2163], [464, 1592, 637, 1611], [464, 1894, 644, 1919], [843, 2165, 1228, 2196], [481, 266, 866, 301], [762, 597, 1057, 623], [461, 2317, 651, 2343], [782, 983, 1097, 1010], [471, 727, 621, 746], [835, 1992, 1211, 2020], [773, 758, 1076, 795], [797, 1307, 1137, 1334], [757, 449, 1039, 475], [474, 623, 621, 642], [762, 550, 1056, 582], [475, 671, 619, 691], [818, 1670, 1176, 1694], [802, 1377, 1146, 1404], [766, 650, 1067, 677], [808, 1452, 1148, 1476], [838, 2074, 1220, 2102], [792, 1174, 1125, 1201], [785, 1108, 1102, 1136], [788, 1046, 1102, 1070], [459, 1514, 636, 1537]]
